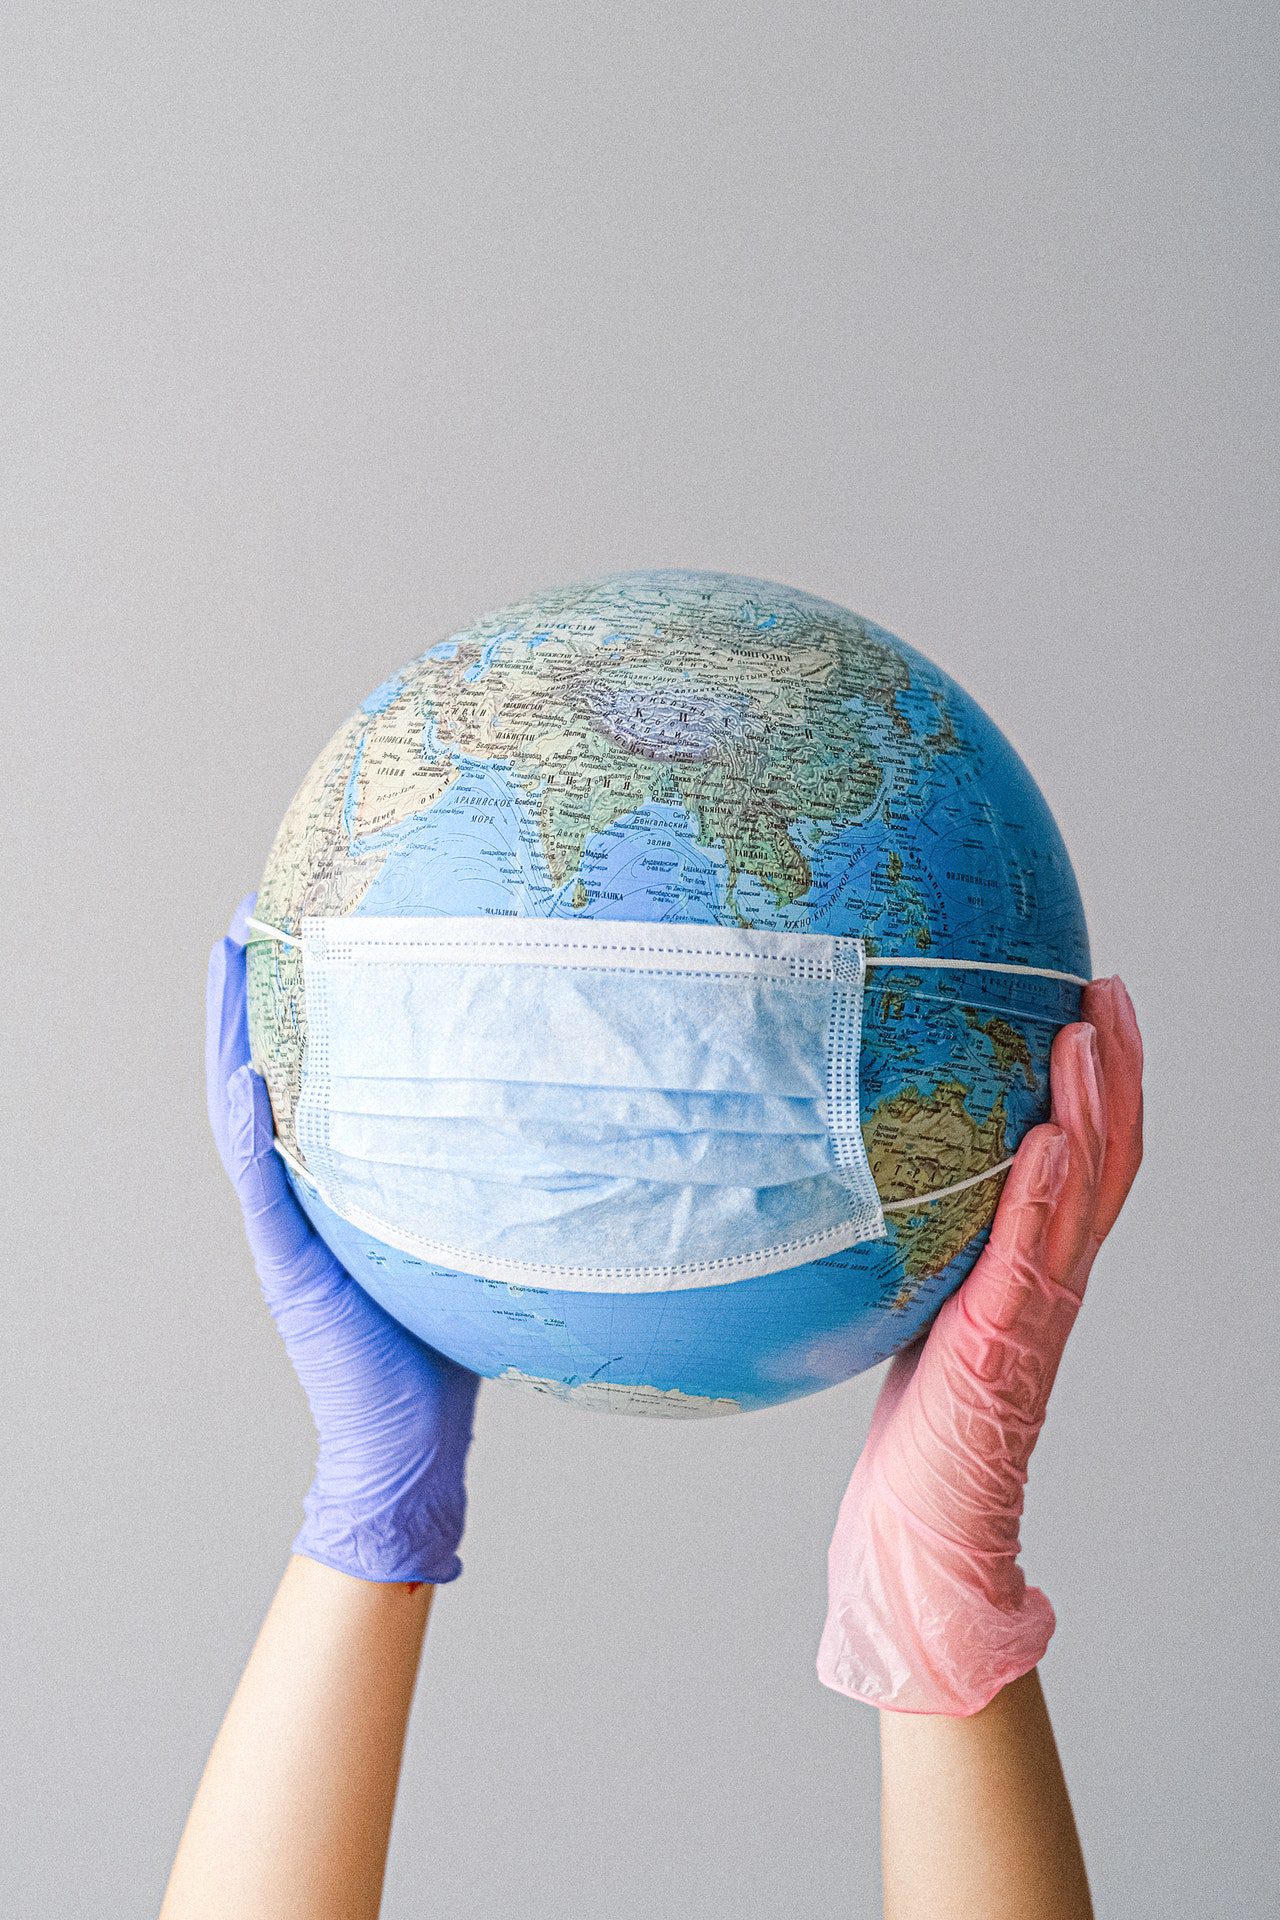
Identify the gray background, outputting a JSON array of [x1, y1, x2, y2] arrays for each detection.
[[4, 4, 1277, 1915]]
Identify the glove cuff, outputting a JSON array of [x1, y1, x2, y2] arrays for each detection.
[[293, 1490, 465, 1586], [816, 1490, 1055, 1716]]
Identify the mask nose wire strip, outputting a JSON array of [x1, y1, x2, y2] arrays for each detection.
[[246, 917, 1090, 987]]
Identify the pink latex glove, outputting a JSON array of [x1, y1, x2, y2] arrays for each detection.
[[818, 977, 1144, 1716]]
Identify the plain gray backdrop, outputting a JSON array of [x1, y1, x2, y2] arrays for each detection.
[[4, 4, 1277, 1915]]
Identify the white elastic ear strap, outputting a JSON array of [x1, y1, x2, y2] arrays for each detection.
[[245, 916, 1090, 986], [246, 916, 1080, 1221], [247, 915, 300, 946], [864, 953, 1089, 987]]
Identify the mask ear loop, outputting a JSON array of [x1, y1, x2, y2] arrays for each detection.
[[867, 960, 1090, 1213], [862, 954, 1090, 988], [863, 952, 1088, 1211], [246, 916, 299, 946], [880, 1157, 1015, 1214]]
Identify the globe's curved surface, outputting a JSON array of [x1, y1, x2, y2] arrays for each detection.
[[247, 571, 1088, 1415]]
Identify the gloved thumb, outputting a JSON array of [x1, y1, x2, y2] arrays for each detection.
[[223, 1064, 324, 1291], [226, 1061, 275, 1183]]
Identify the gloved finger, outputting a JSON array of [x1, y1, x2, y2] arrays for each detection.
[[225, 1063, 330, 1292], [205, 896, 267, 1174], [957, 1123, 1069, 1338], [205, 934, 251, 1174], [1080, 976, 1144, 1240], [1044, 1022, 1108, 1295]]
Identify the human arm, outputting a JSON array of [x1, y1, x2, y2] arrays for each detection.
[[160, 1559, 433, 1920], [879, 1668, 1092, 1920], [819, 976, 1143, 1916], [160, 900, 480, 1919]]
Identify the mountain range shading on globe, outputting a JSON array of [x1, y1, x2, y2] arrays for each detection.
[[246, 570, 1088, 1416]]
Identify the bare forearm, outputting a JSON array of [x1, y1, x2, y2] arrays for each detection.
[[161, 1556, 433, 1920], [879, 1670, 1092, 1920]]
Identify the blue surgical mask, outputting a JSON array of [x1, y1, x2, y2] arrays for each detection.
[[248, 913, 1086, 1294]]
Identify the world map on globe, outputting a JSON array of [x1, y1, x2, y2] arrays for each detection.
[[246, 570, 1088, 1415]]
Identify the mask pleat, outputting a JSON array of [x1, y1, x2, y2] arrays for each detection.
[[322, 1075, 825, 1132], [320, 1107, 836, 1186]]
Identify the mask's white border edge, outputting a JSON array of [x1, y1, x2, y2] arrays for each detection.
[[273, 1139, 888, 1292], [272, 1139, 1014, 1294]]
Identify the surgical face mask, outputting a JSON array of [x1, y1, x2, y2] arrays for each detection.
[[247, 914, 1086, 1294]]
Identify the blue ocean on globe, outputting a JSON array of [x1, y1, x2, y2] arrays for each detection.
[[247, 571, 1088, 1416]]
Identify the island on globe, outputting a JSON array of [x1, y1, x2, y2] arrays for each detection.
[[246, 570, 1088, 1416]]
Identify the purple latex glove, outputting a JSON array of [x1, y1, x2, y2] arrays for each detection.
[[206, 895, 480, 1584]]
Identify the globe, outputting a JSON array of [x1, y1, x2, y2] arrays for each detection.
[[247, 570, 1088, 1416]]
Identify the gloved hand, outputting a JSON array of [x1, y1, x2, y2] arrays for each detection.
[[206, 895, 480, 1584], [818, 976, 1144, 1715]]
